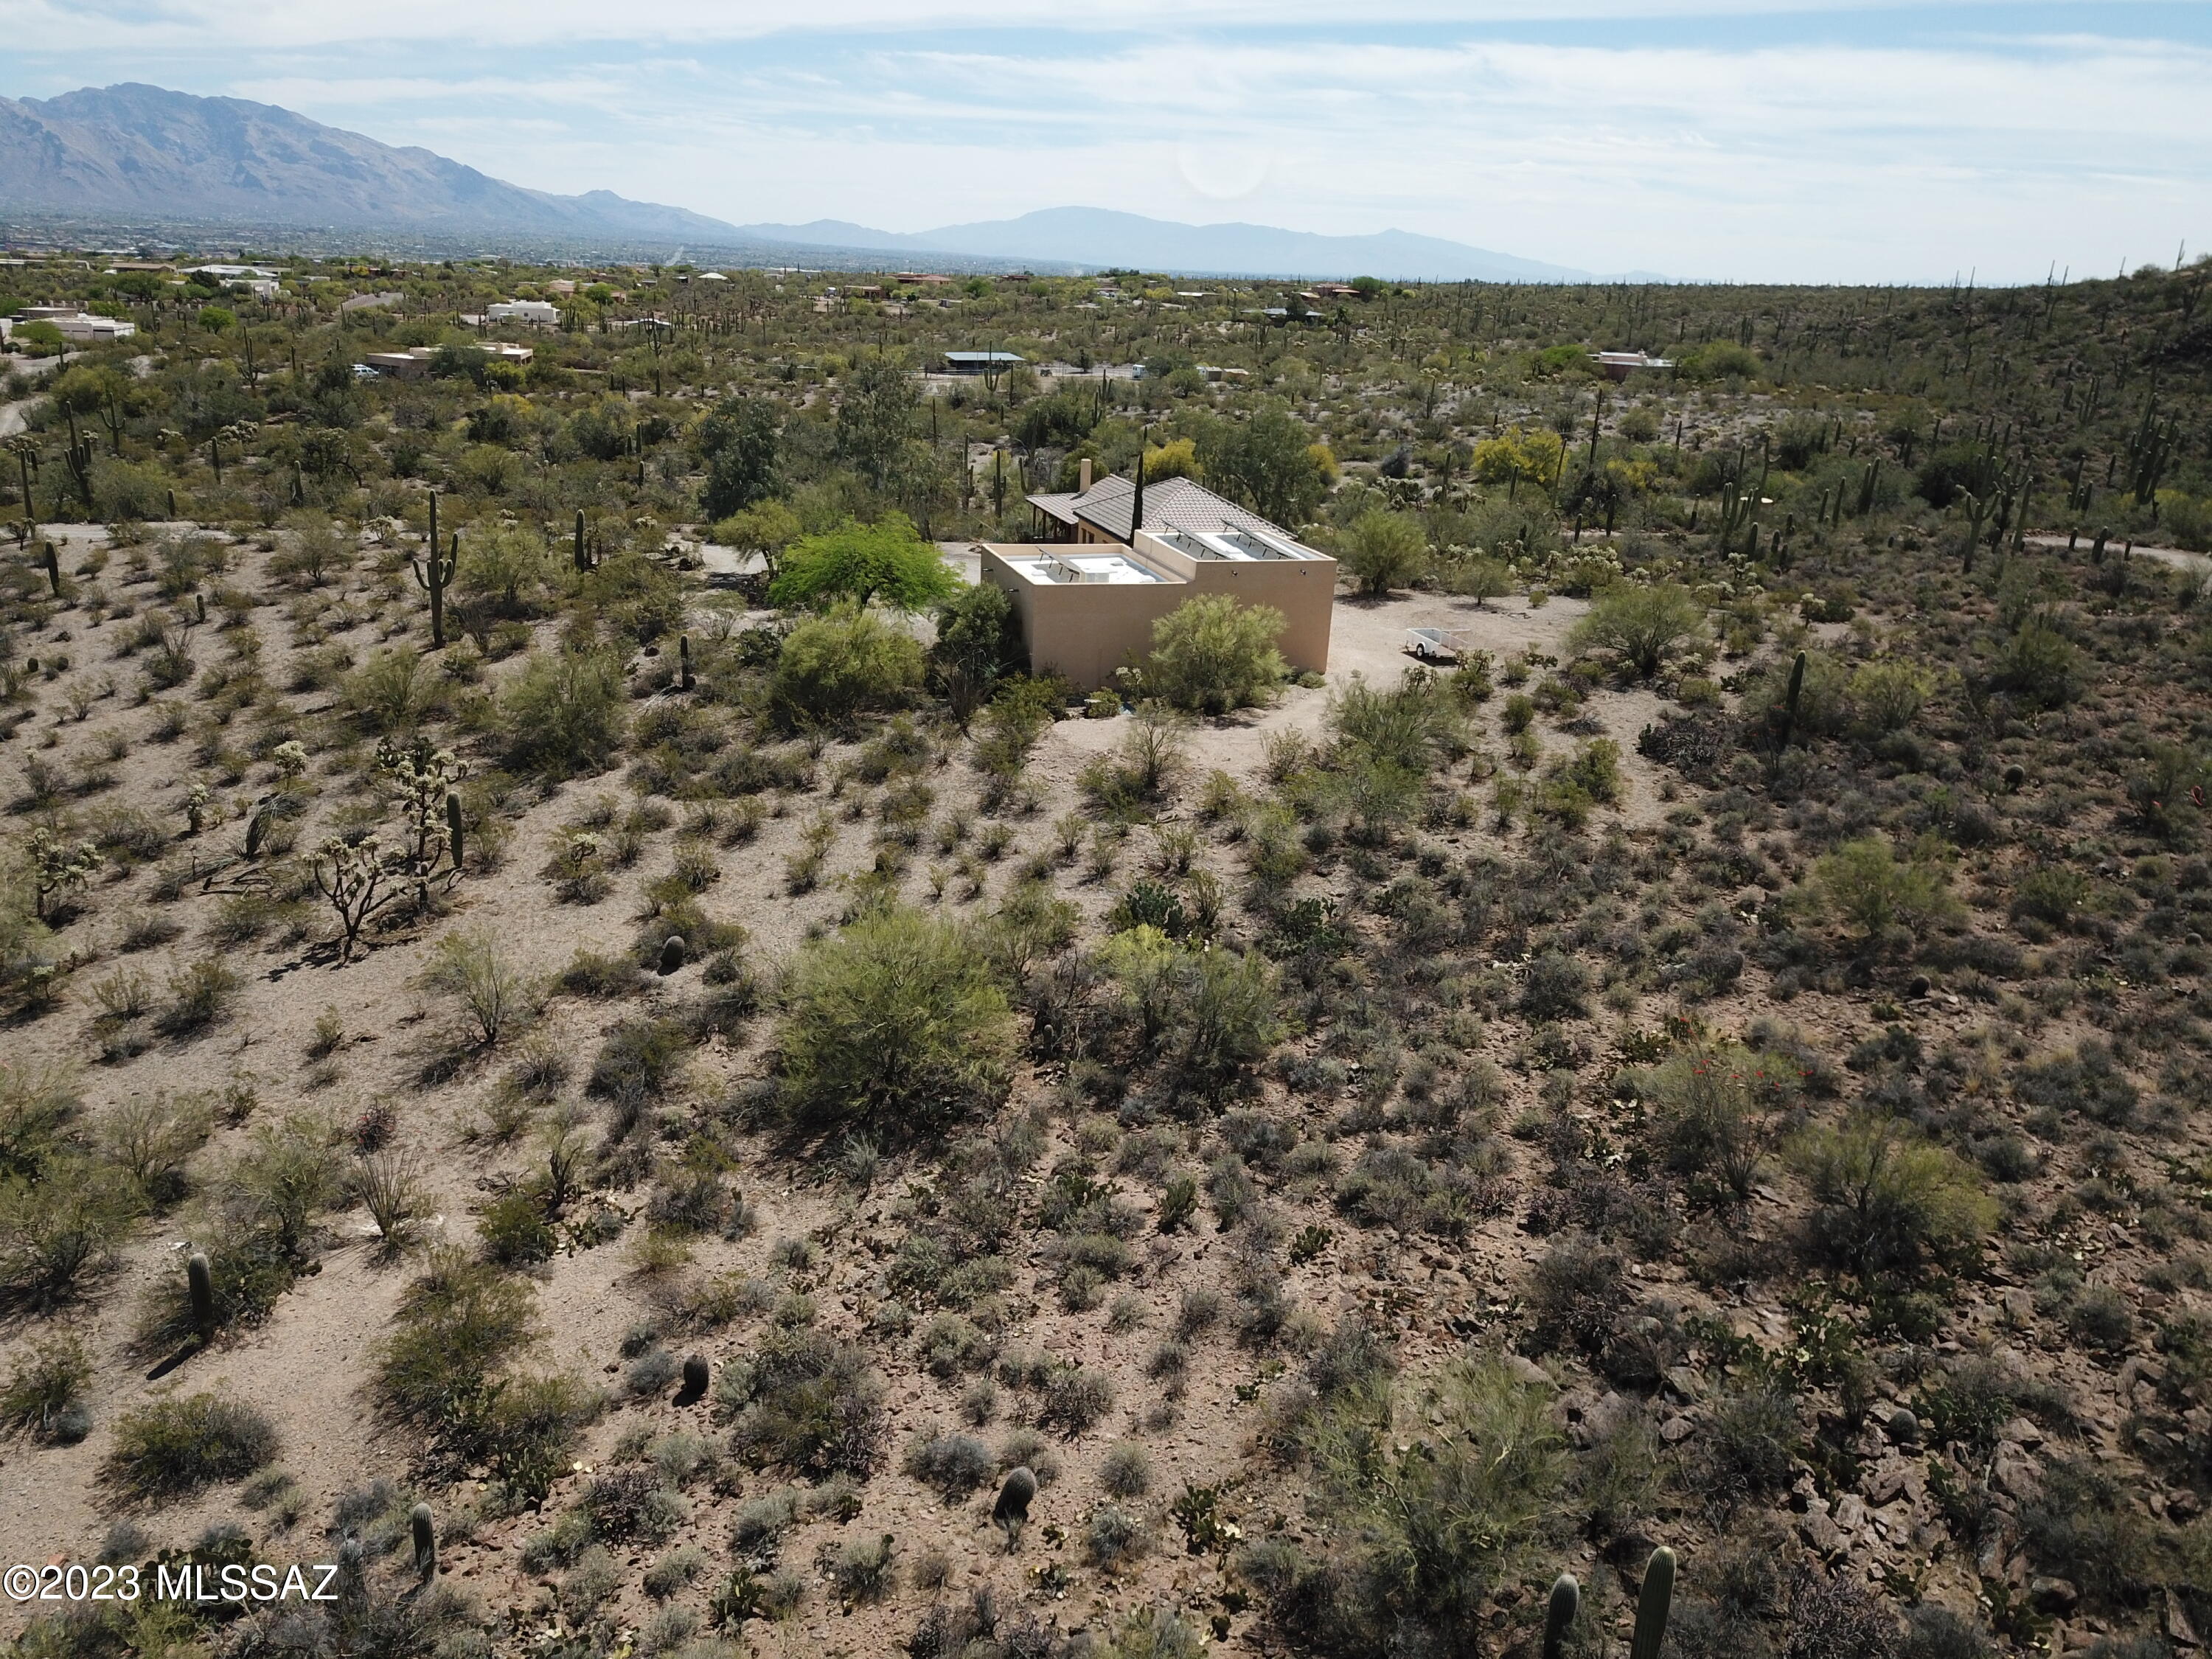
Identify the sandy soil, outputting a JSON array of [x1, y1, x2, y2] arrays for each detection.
[[0, 532, 1710, 1649]]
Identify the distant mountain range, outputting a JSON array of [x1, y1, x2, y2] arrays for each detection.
[[0, 83, 1630, 282], [0, 84, 739, 243], [732, 208, 1610, 283]]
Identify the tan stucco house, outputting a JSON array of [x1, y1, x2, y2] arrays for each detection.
[[978, 473, 1337, 690]]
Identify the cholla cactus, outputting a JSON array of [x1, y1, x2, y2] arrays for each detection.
[[271, 740, 310, 780], [375, 738, 465, 884], [184, 780, 219, 835], [313, 833, 396, 964], [27, 827, 102, 921]]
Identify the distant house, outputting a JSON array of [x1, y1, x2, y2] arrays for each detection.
[[545, 279, 577, 296], [186, 264, 280, 299], [981, 470, 1337, 689], [13, 306, 136, 341], [943, 350, 1025, 375], [1310, 282, 1358, 299], [897, 273, 954, 286], [340, 291, 403, 313], [1590, 350, 1675, 381], [488, 299, 560, 327], [364, 342, 532, 380]]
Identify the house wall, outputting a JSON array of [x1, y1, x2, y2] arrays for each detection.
[[978, 540, 1337, 690], [1130, 531, 1337, 678]]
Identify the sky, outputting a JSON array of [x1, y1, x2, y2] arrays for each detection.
[[2, 0, 2208, 284]]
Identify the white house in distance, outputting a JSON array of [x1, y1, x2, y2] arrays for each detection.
[[1590, 350, 1674, 381], [186, 265, 280, 299], [10, 304, 136, 342], [487, 299, 561, 327]]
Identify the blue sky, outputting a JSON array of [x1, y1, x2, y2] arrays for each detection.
[[2, 1, 2206, 282]]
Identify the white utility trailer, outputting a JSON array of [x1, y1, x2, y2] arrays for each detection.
[[1405, 626, 1470, 664]]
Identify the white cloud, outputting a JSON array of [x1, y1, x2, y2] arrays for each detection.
[[0, 0, 2102, 51]]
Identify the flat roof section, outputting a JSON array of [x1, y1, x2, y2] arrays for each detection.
[[999, 552, 1167, 586], [1156, 527, 1324, 563]]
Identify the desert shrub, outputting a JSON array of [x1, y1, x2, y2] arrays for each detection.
[[1849, 659, 1936, 734], [1783, 1565, 1899, 1659], [1100, 1441, 1154, 1498], [100, 1092, 215, 1208], [1142, 594, 1287, 716], [1899, 1607, 1994, 1659], [585, 1466, 683, 1542], [1328, 672, 1465, 776], [2019, 1460, 2155, 1607], [1037, 1364, 1116, 1437], [775, 905, 1017, 1133], [821, 1531, 900, 1603], [1266, 1354, 1566, 1654], [102, 1393, 277, 1501], [501, 648, 627, 777], [1523, 1233, 1626, 1355], [1649, 1043, 1800, 1204], [376, 1248, 543, 1438], [154, 956, 242, 1035], [420, 928, 536, 1047], [1792, 1113, 1995, 1282], [0, 1065, 78, 1180], [1990, 613, 2081, 709], [770, 600, 925, 730], [0, 1158, 140, 1310], [1694, 1380, 1801, 1505], [342, 648, 431, 735], [903, 1430, 994, 1500], [479, 1188, 557, 1267], [1810, 836, 1960, 942], [220, 1113, 345, 1259], [2016, 1041, 2139, 1126], [1085, 1503, 1150, 1571], [1569, 582, 1704, 678], [588, 1017, 694, 1116], [1335, 1145, 1504, 1239], [0, 1332, 92, 1442], [715, 1324, 887, 1478], [1338, 509, 1429, 597], [1518, 950, 1591, 1020]]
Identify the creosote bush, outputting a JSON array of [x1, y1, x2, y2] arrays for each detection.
[[102, 1393, 278, 1502]]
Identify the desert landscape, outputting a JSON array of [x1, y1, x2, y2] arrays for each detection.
[[0, 249, 2210, 1659]]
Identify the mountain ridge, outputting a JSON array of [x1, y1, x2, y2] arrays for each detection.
[[0, 83, 1635, 281], [734, 206, 1612, 282]]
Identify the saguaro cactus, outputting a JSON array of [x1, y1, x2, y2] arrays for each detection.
[[679, 635, 695, 692], [1630, 1546, 1676, 1659], [411, 493, 457, 648], [445, 791, 465, 873], [411, 1503, 437, 1579], [1777, 650, 1807, 751], [573, 507, 597, 574], [993, 1466, 1037, 1550], [61, 413, 96, 515], [188, 1251, 215, 1343], [42, 542, 60, 598], [1543, 1573, 1580, 1659]]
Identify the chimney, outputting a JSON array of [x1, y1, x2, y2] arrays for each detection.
[[1079, 457, 1093, 493]]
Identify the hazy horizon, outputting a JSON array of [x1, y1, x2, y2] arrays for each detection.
[[4, 0, 2208, 284]]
